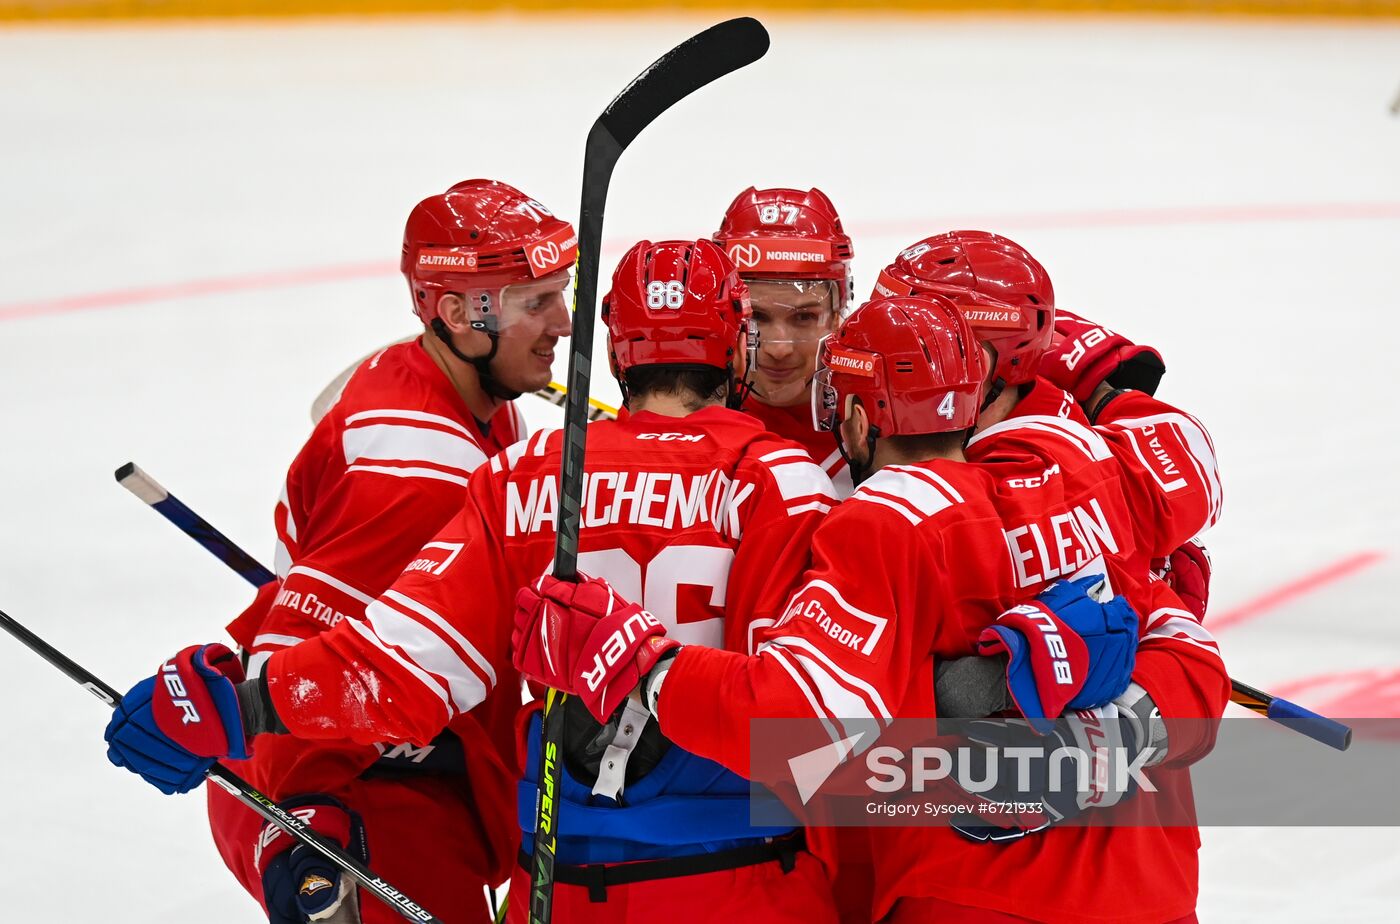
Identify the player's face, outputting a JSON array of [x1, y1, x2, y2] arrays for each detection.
[[746, 278, 839, 408], [482, 272, 573, 392]]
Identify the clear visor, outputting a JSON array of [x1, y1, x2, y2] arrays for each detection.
[[810, 336, 840, 432], [460, 270, 571, 338], [747, 278, 839, 344]]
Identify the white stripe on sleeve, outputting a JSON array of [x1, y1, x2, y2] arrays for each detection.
[[360, 601, 489, 713], [286, 566, 375, 605], [343, 423, 487, 473]]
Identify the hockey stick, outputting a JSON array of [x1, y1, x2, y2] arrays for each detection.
[[0, 607, 443, 924], [113, 464, 512, 919], [1229, 679, 1351, 751], [534, 380, 618, 422], [532, 17, 770, 924], [115, 462, 275, 587], [307, 338, 613, 424]]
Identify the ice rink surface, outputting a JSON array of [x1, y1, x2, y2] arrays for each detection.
[[2, 10, 1398, 921]]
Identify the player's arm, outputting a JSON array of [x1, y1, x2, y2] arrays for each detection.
[[1039, 309, 1222, 552], [724, 442, 841, 653], [102, 468, 514, 794], [1125, 575, 1228, 766], [260, 464, 514, 747], [513, 503, 925, 778]]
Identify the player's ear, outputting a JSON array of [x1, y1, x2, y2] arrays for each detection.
[[435, 293, 471, 335], [839, 396, 868, 452]]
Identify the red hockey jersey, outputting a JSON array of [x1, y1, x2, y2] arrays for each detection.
[[655, 383, 1228, 923], [224, 337, 526, 804], [264, 406, 837, 748], [743, 398, 853, 499]]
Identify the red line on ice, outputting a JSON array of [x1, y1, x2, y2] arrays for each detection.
[[1211, 550, 1385, 632], [4, 202, 1399, 323], [0, 261, 395, 322]]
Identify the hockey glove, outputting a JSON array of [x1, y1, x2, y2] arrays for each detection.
[[512, 574, 680, 723], [977, 575, 1138, 734], [1041, 308, 1165, 403], [1155, 538, 1211, 623], [256, 794, 367, 924], [104, 643, 250, 794], [950, 699, 1158, 843]]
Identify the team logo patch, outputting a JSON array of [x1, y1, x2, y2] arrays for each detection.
[[962, 306, 1024, 331], [725, 237, 831, 273], [418, 248, 478, 271], [526, 225, 578, 277], [403, 541, 464, 577], [728, 242, 761, 269], [776, 579, 889, 659], [872, 268, 914, 299], [826, 345, 877, 377], [298, 874, 335, 897]]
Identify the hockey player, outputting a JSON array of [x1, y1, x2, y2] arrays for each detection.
[[104, 239, 844, 923], [511, 296, 1171, 923], [714, 187, 856, 495], [873, 232, 1229, 921], [515, 285, 1226, 918], [203, 179, 575, 924]]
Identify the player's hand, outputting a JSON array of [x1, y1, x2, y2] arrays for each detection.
[[977, 575, 1139, 734], [1156, 538, 1211, 623], [949, 704, 1151, 843], [1041, 308, 1165, 403], [512, 574, 680, 723], [256, 794, 367, 924], [104, 643, 250, 794]]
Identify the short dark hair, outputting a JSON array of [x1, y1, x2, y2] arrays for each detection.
[[623, 364, 729, 412], [885, 430, 969, 459]]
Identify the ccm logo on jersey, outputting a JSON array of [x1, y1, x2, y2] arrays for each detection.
[[160, 661, 201, 724], [636, 432, 705, 442], [1001, 605, 1074, 685], [581, 609, 664, 693], [1007, 464, 1060, 489]]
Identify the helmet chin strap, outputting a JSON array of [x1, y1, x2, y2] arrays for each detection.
[[834, 423, 880, 487], [980, 375, 1007, 414], [430, 318, 522, 402], [726, 363, 754, 411]]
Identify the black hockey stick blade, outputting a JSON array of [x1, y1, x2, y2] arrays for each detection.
[[595, 16, 770, 153], [554, 15, 769, 582], [115, 462, 276, 587], [0, 608, 444, 924], [534, 18, 769, 924]]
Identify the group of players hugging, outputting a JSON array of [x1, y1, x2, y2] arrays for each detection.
[[102, 179, 1224, 924]]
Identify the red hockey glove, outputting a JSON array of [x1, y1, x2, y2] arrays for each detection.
[[1155, 538, 1211, 623], [512, 574, 680, 723], [1041, 309, 1165, 403]]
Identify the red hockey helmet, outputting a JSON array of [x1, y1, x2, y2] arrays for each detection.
[[873, 231, 1054, 386], [401, 179, 577, 331], [603, 239, 753, 381], [713, 187, 854, 316], [812, 295, 986, 437]]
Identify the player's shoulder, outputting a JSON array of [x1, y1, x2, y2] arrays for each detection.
[[845, 462, 997, 529], [330, 341, 493, 483], [968, 407, 1113, 467], [485, 426, 560, 479]]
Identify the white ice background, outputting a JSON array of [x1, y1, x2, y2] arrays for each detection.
[[1, 12, 1398, 921]]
